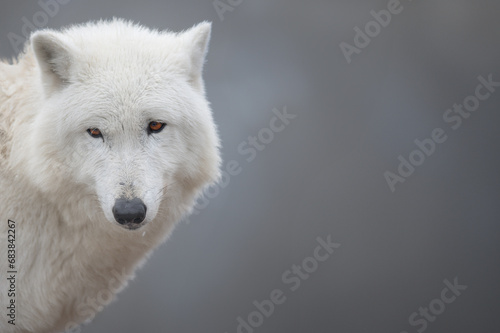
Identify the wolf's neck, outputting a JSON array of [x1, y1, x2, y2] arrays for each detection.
[[14, 190, 169, 332]]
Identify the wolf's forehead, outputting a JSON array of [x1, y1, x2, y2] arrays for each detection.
[[73, 75, 186, 125], [81, 57, 173, 85], [78, 61, 174, 101]]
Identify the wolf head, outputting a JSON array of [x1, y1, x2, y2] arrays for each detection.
[[27, 20, 220, 230]]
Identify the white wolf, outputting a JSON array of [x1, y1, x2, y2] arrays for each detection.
[[0, 19, 220, 333]]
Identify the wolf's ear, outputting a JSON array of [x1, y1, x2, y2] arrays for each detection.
[[180, 21, 212, 90], [31, 31, 76, 95]]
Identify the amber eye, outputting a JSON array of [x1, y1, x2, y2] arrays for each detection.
[[148, 121, 166, 133], [87, 128, 102, 138]]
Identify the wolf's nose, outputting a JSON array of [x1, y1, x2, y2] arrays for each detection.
[[112, 198, 147, 226]]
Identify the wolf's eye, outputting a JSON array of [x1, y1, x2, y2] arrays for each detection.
[[148, 121, 166, 133], [87, 128, 102, 138]]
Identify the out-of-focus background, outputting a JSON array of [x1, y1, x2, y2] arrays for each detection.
[[1, 0, 500, 332]]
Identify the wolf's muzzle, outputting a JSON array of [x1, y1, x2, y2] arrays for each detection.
[[112, 198, 147, 229]]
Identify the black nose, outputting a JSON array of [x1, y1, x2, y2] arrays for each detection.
[[112, 198, 147, 226]]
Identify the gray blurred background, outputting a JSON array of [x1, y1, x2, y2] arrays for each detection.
[[1, 0, 500, 332]]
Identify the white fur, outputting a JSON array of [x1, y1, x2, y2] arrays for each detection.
[[0, 19, 220, 333]]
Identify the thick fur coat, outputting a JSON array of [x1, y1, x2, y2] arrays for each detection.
[[0, 19, 220, 333]]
